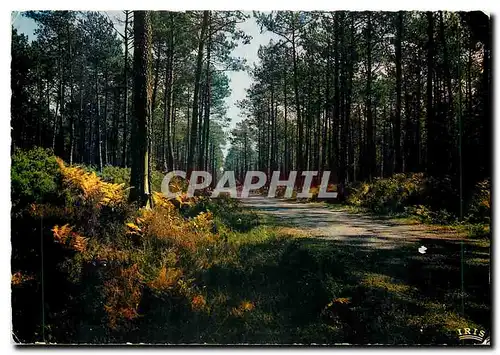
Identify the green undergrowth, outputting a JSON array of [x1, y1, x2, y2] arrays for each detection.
[[11, 149, 491, 344], [344, 173, 490, 239]]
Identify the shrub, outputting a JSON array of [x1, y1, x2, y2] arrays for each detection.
[[103, 264, 143, 329], [346, 173, 492, 226], [12, 153, 237, 341], [11, 147, 61, 211], [13, 154, 271, 341], [466, 223, 490, 239], [308, 184, 337, 201], [151, 170, 165, 192], [99, 165, 172, 193], [44, 183, 222, 333], [404, 205, 456, 224], [99, 166, 131, 186], [422, 175, 459, 214], [347, 173, 425, 214], [55, 158, 132, 240], [183, 194, 259, 232], [467, 179, 491, 224], [58, 158, 126, 207]]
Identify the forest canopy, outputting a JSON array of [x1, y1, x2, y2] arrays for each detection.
[[225, 11, 491, 203], [11, 11, 250, 181]]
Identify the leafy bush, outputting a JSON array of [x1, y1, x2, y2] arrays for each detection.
[[15, 158, 232, 339], [12, 152, 265, 342], [404, 205, 456, 224], [58, 190, 227, 333], [99, 166, 131, 186], [151, 171, 165, 192], [183, 194, 259, 232], [421, 175, 459, 214], [346, 173, 492, 227], [467, 179, 491, 224], [347, 173, 425, 214], [54, 158, 132, 240], [99, 165, 167, 193], [308, 184, 337, 201], [11, 148, 61, 211], [466, 223, 490, 239]]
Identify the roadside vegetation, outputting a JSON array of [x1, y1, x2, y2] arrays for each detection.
[[344, 173, 490, 240], [12, 148, 490, 344]]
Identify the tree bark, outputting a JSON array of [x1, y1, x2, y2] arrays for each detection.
[[129, 11, 153, 207], [95, 63, 103, 172], [187, 11, 209, 173], [163, 12, 175, 172], [365, 13, 375, 181], [394, 11, 403, 173], [200, 12, 212, 171], [426, 12, 434, 174], [291, 23, 303, 172], [122, 10, 130, 167]]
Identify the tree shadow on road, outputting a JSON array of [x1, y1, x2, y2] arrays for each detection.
[[197, 232, 490, 345]]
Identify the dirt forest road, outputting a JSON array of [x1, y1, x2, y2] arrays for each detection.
[[239, 196, 491, 344], [240, 195, 472, 249]]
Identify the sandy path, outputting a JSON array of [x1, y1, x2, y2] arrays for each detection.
[[240, 196, 467, 250]]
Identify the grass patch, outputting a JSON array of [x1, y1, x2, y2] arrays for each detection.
[[360, 273, 417, 295]]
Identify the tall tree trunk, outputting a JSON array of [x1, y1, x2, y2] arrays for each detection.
[[200, 12, 212, 171], [187, 10, 209, 173], [129, 11, 153, 207], [394, 11, 403, 173], [346, 14, 356, 182], [103, 72, 109, 166], [151, 39, 162, 117], [112, 89, 119, 165], [365, 13, 375, 181], [283, 58, 288, 174], [331, 13, 340, 177], [339, 12, 348, 186], [185, 87, 191, 170], [291, 22, 303, 172], [357, 103, 363, 179], [53, 36, 65, 156], [416, 66, 422, 170], [76, 68, 85, 164], [95, 63, 103, 172], [172, 101, 177, 169], [481, 18, 491, 178], [163, 12, 175, 172], [438, 11, 454, 175], [439, 12, 454, 116], [122, 10, 130, 167], [426, 11, 434, 174], [68, 28, 75, 165]]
